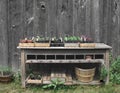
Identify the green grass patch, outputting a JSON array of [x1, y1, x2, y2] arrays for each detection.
[[0, 82, 120, 93]]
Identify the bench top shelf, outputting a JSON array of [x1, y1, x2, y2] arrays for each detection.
[[17, 43, 112, 49]]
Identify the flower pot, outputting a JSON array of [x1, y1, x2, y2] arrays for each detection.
[[75, 67, 95, 83], [27, 40, 33, 43], [0, 73, 13, 83], [20, 39, 27, 43]]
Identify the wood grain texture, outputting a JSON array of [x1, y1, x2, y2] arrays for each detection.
[[8, 0, 23, 70], [57, 0, 73, 38], [47, 0, 57, 37], [93, 0, 100, 43], [0, 0, 8, 66], [0, 0, 120, 69]]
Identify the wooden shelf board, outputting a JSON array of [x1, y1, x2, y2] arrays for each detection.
[[26, 76, 42, 84], [26, 59, 104, 63]]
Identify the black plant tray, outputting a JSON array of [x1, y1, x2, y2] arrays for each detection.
[[50, 43, 64, 47]]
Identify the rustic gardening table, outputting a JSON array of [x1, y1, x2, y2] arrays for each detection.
[[17, 43, 111, 88]]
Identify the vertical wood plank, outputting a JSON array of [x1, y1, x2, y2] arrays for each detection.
[[110, 0, 120, 57], [34, 0, 47, 37], [85, 0, 91, 36], [73, 0, 78, 36], [99, 0, 104, 43], [0, 0, 8, 66], [57, 0, 73, 37], [47, 0, 57, 37], [92, 0, 100, 42], [102, 0, 109, 44], [25, 0, 34, 37], [105, 50, 110, 84], [21, 50, 26, 88], [8, 0, 24, 70], [73, 0, 86, 36]]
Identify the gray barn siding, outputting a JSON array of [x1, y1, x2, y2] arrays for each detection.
[[0, 0, 120, 69], [8, 0, 23, 70], [0, 0, 8, 66]]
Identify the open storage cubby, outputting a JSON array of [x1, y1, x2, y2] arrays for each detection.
[[26, 54, 104, 60], [18, 43, 111, 87], [25, 63, 101, 85]]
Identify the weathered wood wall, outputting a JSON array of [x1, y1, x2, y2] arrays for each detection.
[[0, 0, 8, 66], [0, 0, 119, 69]]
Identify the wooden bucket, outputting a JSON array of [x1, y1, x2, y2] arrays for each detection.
[[75, 67, 95, 83]]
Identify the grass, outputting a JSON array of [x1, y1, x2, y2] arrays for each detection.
[[0, 82, 120, 93]]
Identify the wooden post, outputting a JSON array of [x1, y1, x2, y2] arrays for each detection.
[[21, 50, 26, 88], [105, 50, 110, 84]]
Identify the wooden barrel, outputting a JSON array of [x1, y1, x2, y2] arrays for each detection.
[[75, 67, 95, 83]]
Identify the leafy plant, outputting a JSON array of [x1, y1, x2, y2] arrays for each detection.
[[80, 35, 93, 43], [29, 73, 35, 79], [42, 78, 65, 90], [110, 56, 120, 84], [35, 36, 50, 43], [0, 66, 12, 76], [64, 36, 81, 43], [29, 72, 42, 80], [13, 70, 21, 84], [100, 65, 108, 81]]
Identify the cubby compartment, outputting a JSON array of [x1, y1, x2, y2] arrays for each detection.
[[76, 55, 84, 59], [66, 55, 75, 59], [37, 55, 45, 59], [56, 55, 65, 60], [27, 55, 36, 60], [95, 54, 104, 59], [46, 55, 55, 59]]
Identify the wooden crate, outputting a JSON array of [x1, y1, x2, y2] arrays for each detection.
[[64, 43, 79, 47], [80, 43, 96, 48], [19, 43, 34, 47], [65, 73, 73, 85], [42, 74, 51, 84], [26, 75, 42, 84], [51, 70, 66, 82], [34, 43, 50, 47]]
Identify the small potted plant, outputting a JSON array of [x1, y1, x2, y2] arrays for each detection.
[[20, 38, 27, 43], [50, 37, 64, 47], [27, 72, 42, 84], [0, 66, 13, 83], [79, 35, 95, 47], [19, 37, 34, 47], [64, 35, 80, 47], [34, 36, 50, 47]]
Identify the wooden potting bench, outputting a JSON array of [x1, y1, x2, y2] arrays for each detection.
[[18, 43, 111, 88]]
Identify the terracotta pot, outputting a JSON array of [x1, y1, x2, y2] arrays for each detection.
[[20, 39, 27, 43], [27, 40, 33, 43], [0, 74, 13, 83]]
